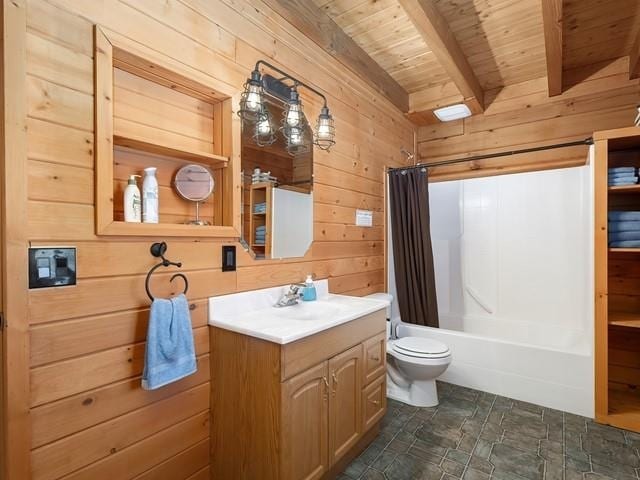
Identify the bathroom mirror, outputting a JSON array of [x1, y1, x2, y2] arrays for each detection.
[[174, 164, 215, 225], [240, 98, 313, 260]]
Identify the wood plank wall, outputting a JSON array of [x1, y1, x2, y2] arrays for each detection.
[[21, 0, 413, 478], [418, 57, 640, 180]]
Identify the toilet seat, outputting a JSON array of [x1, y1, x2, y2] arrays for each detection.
[[391, 337, 450, 359]]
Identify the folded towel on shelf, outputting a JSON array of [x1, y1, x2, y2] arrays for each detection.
[[609, 221, 640, 232], [608, 177, 638, 186], [142, 293, 197, 390], [609, 231, 640, 242], [609, 211, 640, 221], [609, 167, 637, 174], [256, 226, 266, 232], [609, 171, 638, 179], [253, 203, 267, 213], [610, 240, 640, 248]]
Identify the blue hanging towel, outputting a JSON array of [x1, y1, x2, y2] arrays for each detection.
[[142, 293, 197, 390]]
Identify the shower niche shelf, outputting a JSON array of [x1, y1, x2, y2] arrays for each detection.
[[594, 127, 640, 433]]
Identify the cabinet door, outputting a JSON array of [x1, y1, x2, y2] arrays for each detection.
[[363, 332, 386, 385], [329, 344, 363, 464], [282, 361, 329, 480], [363, 374, 386, 431]]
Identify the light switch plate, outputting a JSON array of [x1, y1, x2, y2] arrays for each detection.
[[29, 246, 77, 289]]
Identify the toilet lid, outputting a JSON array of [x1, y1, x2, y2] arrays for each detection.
[[393, 337, 449, 357]]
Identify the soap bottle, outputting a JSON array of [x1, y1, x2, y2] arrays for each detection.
[[142, 167, 159, 224], [124, 174, 141, 223], [302, 274, 317, 301]]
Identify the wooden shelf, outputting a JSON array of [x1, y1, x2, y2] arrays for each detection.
[[609, 311, 640, 328], [113, 134, 228, 167], [99, 221, 237, 238], [609, 248, 640, 253], [608, 184, 640, 193], [604, 387, 640, 432]]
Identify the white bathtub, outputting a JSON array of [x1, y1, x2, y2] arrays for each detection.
[[395, 315, 594, 417]]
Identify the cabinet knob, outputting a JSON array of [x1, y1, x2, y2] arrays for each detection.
[[331, 372, 338, 396], [370, 355, 380, 362], [370, 399, 380, 406]]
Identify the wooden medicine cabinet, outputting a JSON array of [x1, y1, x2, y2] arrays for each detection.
[[94, 27, 241, 237]]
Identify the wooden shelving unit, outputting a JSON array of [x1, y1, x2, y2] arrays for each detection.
[[248, 182, 272, 257], [595, 127, 640, 433], [94, 27, 241, 237]]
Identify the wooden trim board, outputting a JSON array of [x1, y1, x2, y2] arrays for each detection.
[[1, 0, 30, 477]]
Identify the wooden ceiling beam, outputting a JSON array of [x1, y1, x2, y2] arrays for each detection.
[[397, 0, 484, 113], [260, 0, 409, 112], [541, 0, 563, 96], [630, 27, 640, 79]]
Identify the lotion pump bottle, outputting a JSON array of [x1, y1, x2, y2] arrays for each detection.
[[302, 274, 317, 301], [142, 167, 159, 224], [124, 174, 141, 223]]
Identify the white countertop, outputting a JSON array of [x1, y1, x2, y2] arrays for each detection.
[[209, 280, 389, 344]]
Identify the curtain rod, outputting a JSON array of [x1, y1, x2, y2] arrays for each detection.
[[388, 137, 594, 172]]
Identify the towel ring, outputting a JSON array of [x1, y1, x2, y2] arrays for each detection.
[[145, 242, 189, 301]]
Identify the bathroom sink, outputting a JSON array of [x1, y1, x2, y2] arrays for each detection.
[[209, 280, 390, 344], [271, 300, 342, 321]]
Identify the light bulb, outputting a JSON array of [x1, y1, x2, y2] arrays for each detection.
[[317, 119, 331, 139], [286, 104, 301, 127], [257, 116, 271, 135], [289, 128, 302, 145], [245, 85, 262, 112]]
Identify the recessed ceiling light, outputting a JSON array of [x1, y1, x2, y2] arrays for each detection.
[[433, 103, 472, 122]]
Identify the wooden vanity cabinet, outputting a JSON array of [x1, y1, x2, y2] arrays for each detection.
[[211, 309, 386, 480]]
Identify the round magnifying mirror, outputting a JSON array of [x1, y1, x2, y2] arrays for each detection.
[[174, 164, 215, 225]]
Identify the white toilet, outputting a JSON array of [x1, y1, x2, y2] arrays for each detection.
[[366, 293, 452, 408]]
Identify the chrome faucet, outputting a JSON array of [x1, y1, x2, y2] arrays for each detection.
[[274, 284, 306, 307]]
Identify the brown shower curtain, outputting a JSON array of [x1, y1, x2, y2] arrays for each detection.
[[388, 167, 439, 327]]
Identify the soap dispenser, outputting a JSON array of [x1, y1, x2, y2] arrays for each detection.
[[142, 167, 159, 224], [124, 174, 141, 223], [302, 274, 317, 301]]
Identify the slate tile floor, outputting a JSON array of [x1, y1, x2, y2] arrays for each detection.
[[339, 382, 640, 480]]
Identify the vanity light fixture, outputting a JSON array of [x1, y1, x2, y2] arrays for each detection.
[[238, 60, 336, 155], [284, 86, 304, 128], [285, 124, 311, 157], [238, 69, 265, 122], [314, 105, 336, 151], [253, 109, 277, 146]]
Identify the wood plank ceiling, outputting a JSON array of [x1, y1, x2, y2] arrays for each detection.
[[309, 0, 640, 124]]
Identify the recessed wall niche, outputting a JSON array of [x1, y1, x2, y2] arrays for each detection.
[[94, 26, 241, 237]]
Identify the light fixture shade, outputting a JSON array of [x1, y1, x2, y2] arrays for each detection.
[[238, 69, 264, 122], [284, 87, 304, 128], [253, 107, 276, 146], [284, 124, 311, 157], [314, 106, 336, 151]]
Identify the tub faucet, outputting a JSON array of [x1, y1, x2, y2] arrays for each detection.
[[274, 284, 306, 307]]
